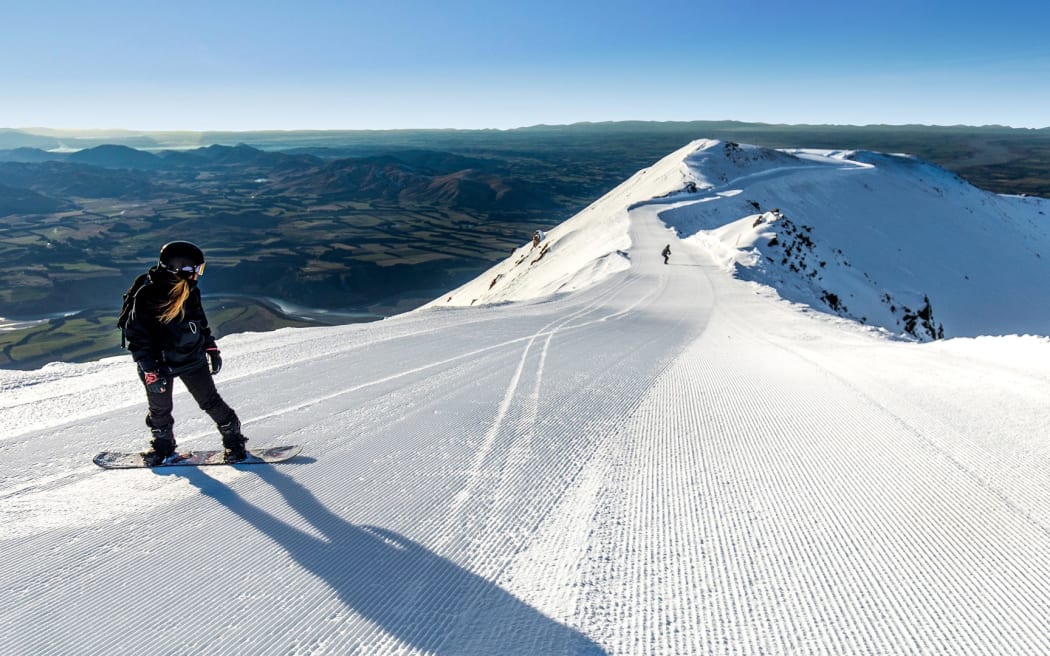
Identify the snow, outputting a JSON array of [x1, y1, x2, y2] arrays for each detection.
[[3, 140, 1050, 655]]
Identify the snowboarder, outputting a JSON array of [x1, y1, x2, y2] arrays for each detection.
[[662, 244, 671, 264], [121, 241, 248, 465]]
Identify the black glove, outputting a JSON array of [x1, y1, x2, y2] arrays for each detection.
[[207, 348, 223, 375], [143, 371, 169, 394]]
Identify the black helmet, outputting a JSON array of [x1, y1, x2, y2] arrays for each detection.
[[159, 241, 205, 279]]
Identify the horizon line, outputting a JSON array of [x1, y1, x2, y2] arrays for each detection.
[[5, 119, 1049, 134]]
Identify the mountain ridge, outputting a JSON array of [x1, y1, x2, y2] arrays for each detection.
[[433, 140, 1050, 340]]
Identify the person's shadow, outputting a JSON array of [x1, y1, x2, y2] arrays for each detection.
[[161, 464, 606, 655]]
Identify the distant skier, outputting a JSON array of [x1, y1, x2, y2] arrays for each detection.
[[120, 241, 248, 465], [532, 229, 546, 248], [662, 244, 671, 265]]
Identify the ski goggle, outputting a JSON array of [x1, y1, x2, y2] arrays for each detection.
[[170, 262, 205, 277]]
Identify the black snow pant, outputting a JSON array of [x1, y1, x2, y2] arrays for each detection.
[[141, 362, 237, 439]]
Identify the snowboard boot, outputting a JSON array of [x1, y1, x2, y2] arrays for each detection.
[[218, 417, 249, 463], [143, 425, 177, 467]]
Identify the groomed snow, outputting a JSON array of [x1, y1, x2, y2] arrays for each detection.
[[2, 140, 1049, 655]]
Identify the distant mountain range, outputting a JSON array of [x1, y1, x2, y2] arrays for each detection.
[[0, 159, 156, 202], [0, 182, 71, 217], [0, 144, 560, 211]]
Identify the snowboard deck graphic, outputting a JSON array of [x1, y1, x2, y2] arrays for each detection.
[[93, 445, 302, 469]]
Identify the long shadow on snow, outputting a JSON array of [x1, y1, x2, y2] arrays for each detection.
[[161, 465, 605, 655]]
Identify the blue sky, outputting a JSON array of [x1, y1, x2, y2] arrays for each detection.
[[1, 0, 1048, 130]]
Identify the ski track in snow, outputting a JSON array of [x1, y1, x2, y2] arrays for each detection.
[[3, 191, 1050, 653]]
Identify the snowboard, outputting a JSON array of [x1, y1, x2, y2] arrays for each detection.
[[93, 445, 302, 469]]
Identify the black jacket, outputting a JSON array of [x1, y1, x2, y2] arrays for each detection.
[[124, 266, 217, 375]]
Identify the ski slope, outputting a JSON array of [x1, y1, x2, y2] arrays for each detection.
[[3, 142, 1050, 655]]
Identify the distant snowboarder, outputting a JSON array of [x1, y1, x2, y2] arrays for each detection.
[[662, 244, 671, 264], [119, 241, 249, 465], [532, 229, 546, 248]]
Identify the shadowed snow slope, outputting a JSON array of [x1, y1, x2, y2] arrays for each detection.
[[2, 139, 1049, 655]]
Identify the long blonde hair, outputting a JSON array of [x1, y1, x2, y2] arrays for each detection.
[[158, 278, 191, 324]]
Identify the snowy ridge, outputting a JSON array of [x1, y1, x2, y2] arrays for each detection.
[[426, 140, 706, 308], [676, 145, 1050, 339], [3, 140, 1050, 655], [437, 139, 1050, 340]]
